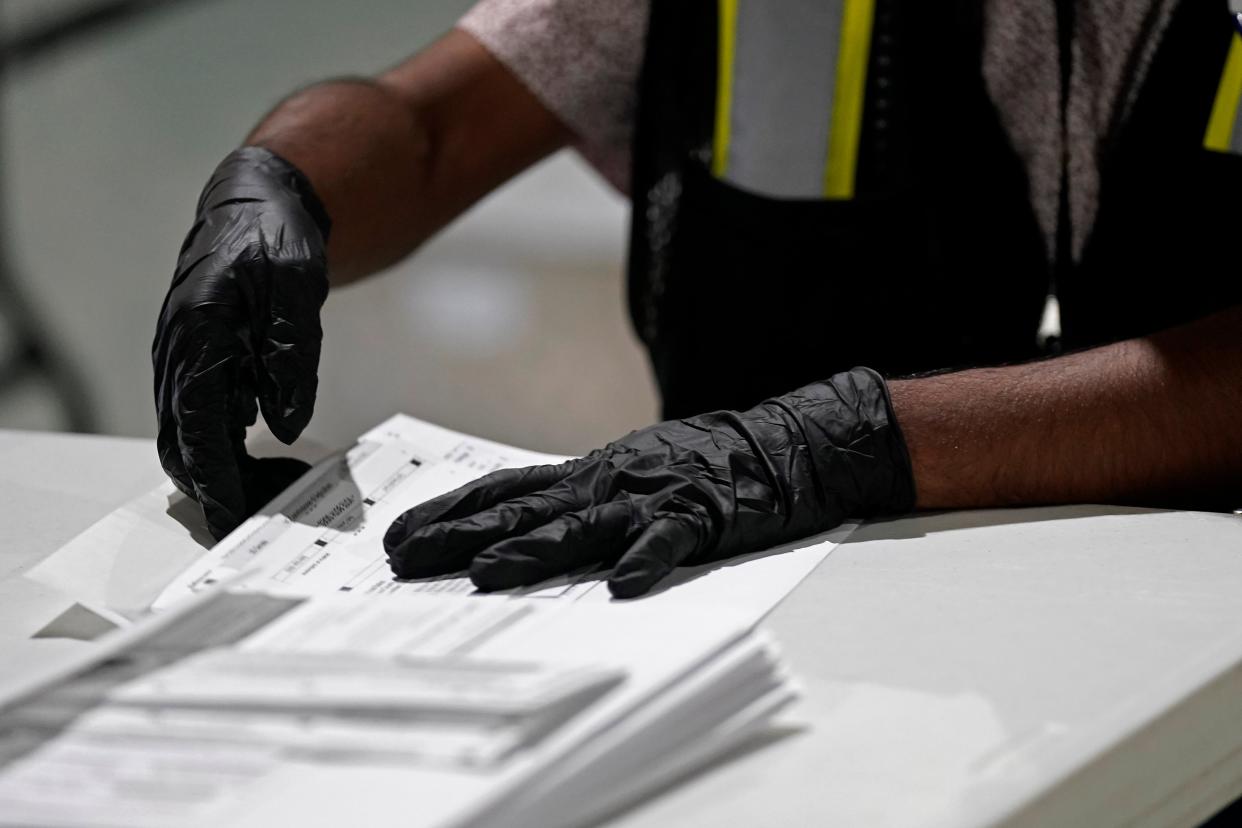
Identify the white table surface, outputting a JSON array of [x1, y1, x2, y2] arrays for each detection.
[[3, 428, 1242, 828]]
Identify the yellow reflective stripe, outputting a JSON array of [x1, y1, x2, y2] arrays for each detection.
[[1205, 32, 1242, 152], [712, 0, 740, 178], [823, 0, 876, 199]]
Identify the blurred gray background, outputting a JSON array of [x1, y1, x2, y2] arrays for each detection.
[[0, 0, 659, 456]]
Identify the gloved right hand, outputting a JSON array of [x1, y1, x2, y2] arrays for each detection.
[[153, 147, 332, 541], [384, 368, 915, 598]]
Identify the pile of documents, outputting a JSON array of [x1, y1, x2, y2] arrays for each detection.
[[6, 414, 852, 826], [0, 588, 796, 827]]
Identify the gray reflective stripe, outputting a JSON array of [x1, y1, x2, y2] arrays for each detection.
[[1227, 47, 1242, 153], [1232, 113, 1242, 154], [719, 0, 845, 199]]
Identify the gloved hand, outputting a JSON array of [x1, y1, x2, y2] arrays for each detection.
[[384, 368, 916, 598], [153, 147, 331, 541]]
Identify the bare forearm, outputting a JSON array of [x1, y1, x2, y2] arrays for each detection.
[[247, 79, 431, 284], [246, 30, 570, 285], [891, 306, 1242, 511]]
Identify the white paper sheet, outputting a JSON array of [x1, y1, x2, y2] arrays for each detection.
[[152, 415, 851, 623], [151, 429, 565, 607], [30, 414, 847, 629], [23, 481, 212, 619]]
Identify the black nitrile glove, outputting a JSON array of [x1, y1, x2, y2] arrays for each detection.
[[153, 147, 331, 541], [384, 368, 916, 598]]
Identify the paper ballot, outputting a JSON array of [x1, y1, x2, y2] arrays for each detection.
[[151, 417, 567, 607], [148, 414, 854, 621], [0, 588, 797, 828]]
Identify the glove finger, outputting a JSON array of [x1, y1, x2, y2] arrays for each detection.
[[387, 460, 582, 541], [183, 346, 310, 523], [155, 250, 251, 500], [158, 346, 256, 503], [469, 499, 637, 592], [174, 342, 249, 541], [240, 455, 313, 515], [257, 256, 328, 445], [386, 481, 584, 579], [154, 313, 198, 499], [607, 512, 707, 599], [156, 407, 193, 499]]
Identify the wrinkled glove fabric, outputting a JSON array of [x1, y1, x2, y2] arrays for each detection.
[[153, 147, 331, 541], [385, 367, 916, 598]]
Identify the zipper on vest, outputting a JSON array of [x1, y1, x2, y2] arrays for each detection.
[[1042, 0, 1075, 354]]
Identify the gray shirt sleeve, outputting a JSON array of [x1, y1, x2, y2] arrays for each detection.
[[458, 0, 649, 192]]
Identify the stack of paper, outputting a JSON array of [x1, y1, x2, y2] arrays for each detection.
[[0, 587, 796, 827], [8, 413, 853, 825]]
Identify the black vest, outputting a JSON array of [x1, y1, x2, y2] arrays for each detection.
[[627, 0, 1242, 419]]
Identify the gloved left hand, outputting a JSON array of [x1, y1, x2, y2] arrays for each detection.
[[384, 367, 916, 598]]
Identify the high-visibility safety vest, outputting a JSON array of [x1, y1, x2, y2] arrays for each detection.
[[627, 0, 1242, 420]]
